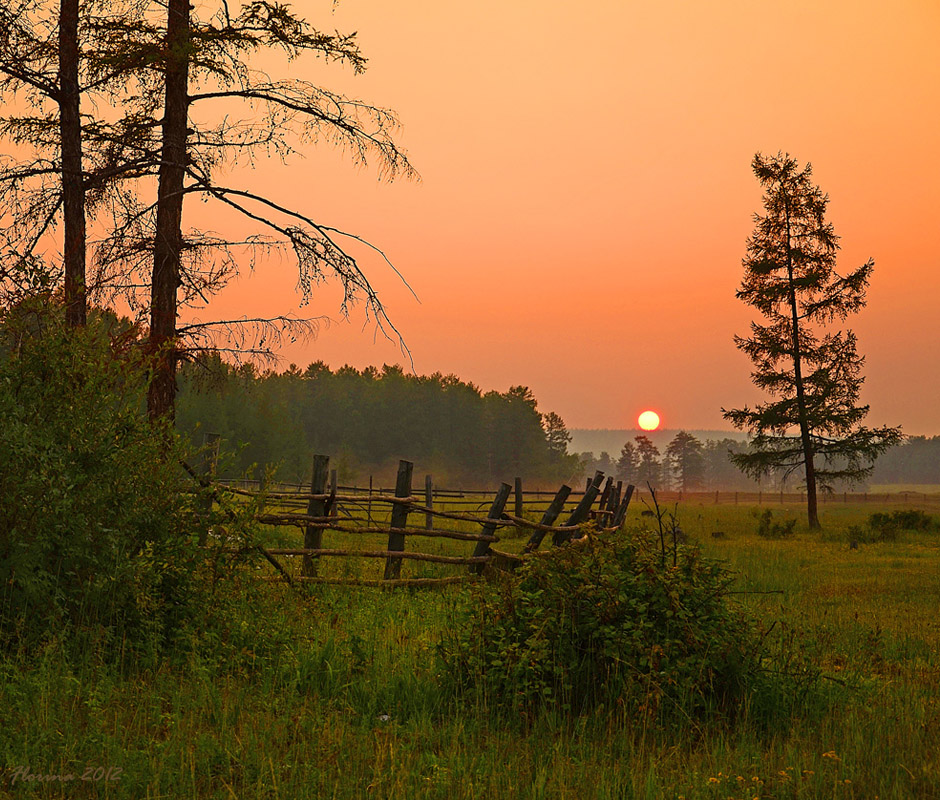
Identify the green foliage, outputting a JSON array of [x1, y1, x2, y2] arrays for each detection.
[[856, 510, 936, 543], [440, 529, 776, 721], [756, 509, 797, 539], [176, 358, 578, 483], [0, 312, 206, 653]]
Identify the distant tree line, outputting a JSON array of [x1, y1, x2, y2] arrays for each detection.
[[579, 433, 762, 492], [576, 432, 940, 492], [177, 358, 581, 485], [869, 437, 940, 486]]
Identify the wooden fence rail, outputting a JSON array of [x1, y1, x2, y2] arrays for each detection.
[[206, 453, 636, 588]]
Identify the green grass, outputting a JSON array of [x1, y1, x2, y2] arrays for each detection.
[[2, 500, 939, 799]]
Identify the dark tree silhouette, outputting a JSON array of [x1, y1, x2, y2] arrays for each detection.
[[666, 431, 705, 491], [723, 152, 902, 528]]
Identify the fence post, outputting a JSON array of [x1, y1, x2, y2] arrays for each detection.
[[514, 477, 523, 519], [301, 455, 330, 578], [523, 484, 572, 552], [197, 432, 220, 546], [425, 474, 433, 530], [611, 484, 636, 529], [471, 483, 512, 574], [596, 477, 613, 521], [605, 481, 622, 525], [554, 471, 604, 545], [383, 460, 414, 581], [329, 469, 338, 517]]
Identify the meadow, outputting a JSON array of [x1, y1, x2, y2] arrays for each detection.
[[1, 498, 938, 799]]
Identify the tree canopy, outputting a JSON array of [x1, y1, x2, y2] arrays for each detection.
[[176, 359, 579, 485]]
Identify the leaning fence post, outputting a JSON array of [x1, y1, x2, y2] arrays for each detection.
[[197, 432, 221, 546], [596, 476, 613, 522], [383, 460, 414, 581], [554, 471, 604, 546], [302, 455, 330, 578], [523, 484, 572, 552], [471, 483, 512, 574], [611, 484, 636, 529], [425, 474, 433, 530]]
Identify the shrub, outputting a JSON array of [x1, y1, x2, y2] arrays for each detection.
[[0, 309, 207, 654], [756, 509, 797, 538], [440, 528, 769, 720]]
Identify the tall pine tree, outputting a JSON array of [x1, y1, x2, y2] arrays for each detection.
[[723, 152, 902, 528]]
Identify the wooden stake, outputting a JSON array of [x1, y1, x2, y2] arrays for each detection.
[[523, 484, 572, 552], [471, 483, 512, 573], [302, 455, 330, 578], [383, 460, 414, 580]]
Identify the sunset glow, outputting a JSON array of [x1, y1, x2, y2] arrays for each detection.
[[189, 0, 939, 435], [638, 411, 661, 432]]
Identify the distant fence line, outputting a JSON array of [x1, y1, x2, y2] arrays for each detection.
[[190, 434, 940, 589], [213, 477, 940, 510]]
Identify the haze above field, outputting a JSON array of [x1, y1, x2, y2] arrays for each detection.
[[196, 0, 940, 434], [570, 429, 750, 457]]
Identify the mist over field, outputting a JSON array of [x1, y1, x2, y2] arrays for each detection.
[[569, 428, 750, 455]]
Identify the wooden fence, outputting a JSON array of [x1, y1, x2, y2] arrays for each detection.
[[204, 453, 636, 588]]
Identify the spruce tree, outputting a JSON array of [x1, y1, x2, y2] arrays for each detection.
[[723, 152, 902, 528]]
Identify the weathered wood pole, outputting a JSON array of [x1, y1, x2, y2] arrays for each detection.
[[611, 484, 636, 529], [553, 471, 604, 545], [603, 480, 621, 528], [514, 477, 523, 518], [596, 476, 613, 522], [470, 483, 512, 574], [302, 455, 330, 578], [523, 484, 572, 552], [383, 460, 414, 580], [330, 468, 338, 517], [197, 432, 221, 545], [425, 474, 433, 530]]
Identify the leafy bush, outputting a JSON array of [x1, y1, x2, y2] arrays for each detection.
[[855, 510, 936, 544], [440, 528, 772, 720], [0, 309, 207, 654], [756, 509, 797, 538]]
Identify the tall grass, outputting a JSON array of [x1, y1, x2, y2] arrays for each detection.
[[1, 501, 939, 799]]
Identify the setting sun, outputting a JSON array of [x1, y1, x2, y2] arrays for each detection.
[[638, 410, 661, 431]]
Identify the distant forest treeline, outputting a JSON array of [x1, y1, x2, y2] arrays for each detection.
[[178, 359, 938, 489], [177, 358, 580, 485]]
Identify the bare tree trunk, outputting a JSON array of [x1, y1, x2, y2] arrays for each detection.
[[147, 0, 190, 421], [59, 0, 85, 327]]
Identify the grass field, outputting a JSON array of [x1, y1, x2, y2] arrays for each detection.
[[1, 499, 938, 799]]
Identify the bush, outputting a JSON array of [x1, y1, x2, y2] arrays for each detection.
[[756, 509, 797, 538], [0, 309, 207, 654], [440, 528, 771, 720], [855, 510, 935, 544]]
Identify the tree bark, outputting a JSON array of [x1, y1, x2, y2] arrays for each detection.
[[59, 0, 86, 327], [784, 198, 820, 529], [148, 0, 190, 421]]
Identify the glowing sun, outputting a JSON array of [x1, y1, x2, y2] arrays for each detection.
[[638, 410, 661, 431]]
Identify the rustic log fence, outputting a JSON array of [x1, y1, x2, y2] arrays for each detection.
[[207, 453, 636, 588]]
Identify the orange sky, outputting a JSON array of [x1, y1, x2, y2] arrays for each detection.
[[197, 0, 940, 434]]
